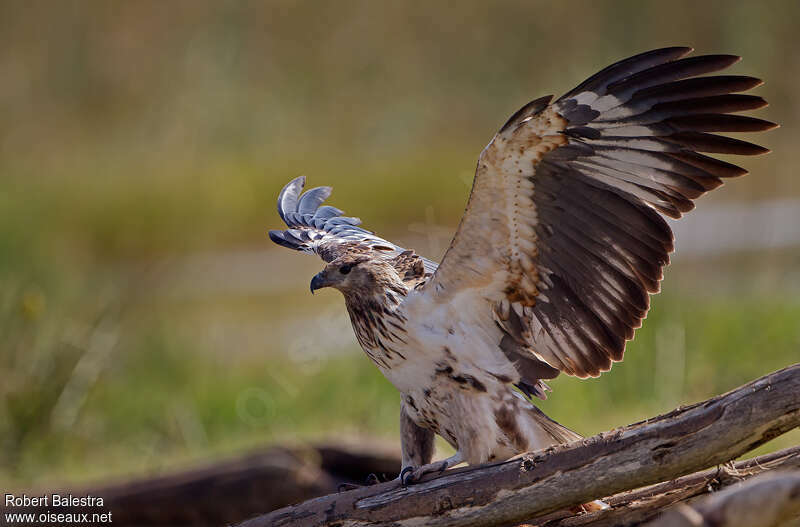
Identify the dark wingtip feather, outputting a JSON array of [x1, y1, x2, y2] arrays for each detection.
[[608, 54, 745, 96], [654, 94, 769, 116], [741, 95, 769, 111], [667, 114, 778, 132], [763, 120, 779, 131], [630, 76, 765, 106], [665, 131, 771, 155], [559, 47, 694, 101], [723, 54, 742, 65], [667, 151, 749, 178]]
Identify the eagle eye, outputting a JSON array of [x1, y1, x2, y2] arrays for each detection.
[[339, 264, 352, 275]]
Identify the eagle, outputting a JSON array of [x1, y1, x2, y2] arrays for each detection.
[[269, 47, 775, 485]]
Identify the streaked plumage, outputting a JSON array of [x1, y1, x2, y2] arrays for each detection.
[[269, 48, 775, 479]]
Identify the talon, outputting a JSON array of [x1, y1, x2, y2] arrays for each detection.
[[365, 473, 380, 485], [400, 466, 415, 487], [438, 461, 449, 474]]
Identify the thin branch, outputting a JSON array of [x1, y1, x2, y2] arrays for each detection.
[[240, 363, 800, 527]]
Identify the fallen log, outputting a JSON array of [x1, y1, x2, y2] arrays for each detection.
[[528, 445, 800, 526], [645, 470, 800, 527], [241, 363, 800, 527]]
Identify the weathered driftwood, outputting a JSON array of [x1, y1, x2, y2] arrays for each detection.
[[241, 363, 800, 527], [528, 445, 800, 526], [646, 470, 800, 527]]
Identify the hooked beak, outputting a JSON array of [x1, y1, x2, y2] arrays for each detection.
[[310, 272, 327, 294]]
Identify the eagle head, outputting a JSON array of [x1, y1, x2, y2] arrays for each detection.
[[310, 255, 404, 298]]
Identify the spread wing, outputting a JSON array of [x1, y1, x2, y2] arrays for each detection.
[[424, 47, 776, 378], [269, 176, 438, 273]]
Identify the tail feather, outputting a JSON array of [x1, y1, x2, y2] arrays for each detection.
[[529, 405, 583, 444]]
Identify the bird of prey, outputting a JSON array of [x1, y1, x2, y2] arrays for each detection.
[[269, 47, 775, 484]]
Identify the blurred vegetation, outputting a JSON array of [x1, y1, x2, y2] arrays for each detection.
[[0, 1, 798, 488]]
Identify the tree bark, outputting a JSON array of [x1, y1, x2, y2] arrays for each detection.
[[645, 471, 800, 527], [528, 445, 800, 526], [240, 363, 800, 527]]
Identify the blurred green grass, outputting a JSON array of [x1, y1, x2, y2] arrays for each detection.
[[1, 0, 798, 489]]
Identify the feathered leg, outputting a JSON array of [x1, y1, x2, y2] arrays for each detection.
[[339, 401, 435, 491], [400, 399, 435, 471]]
